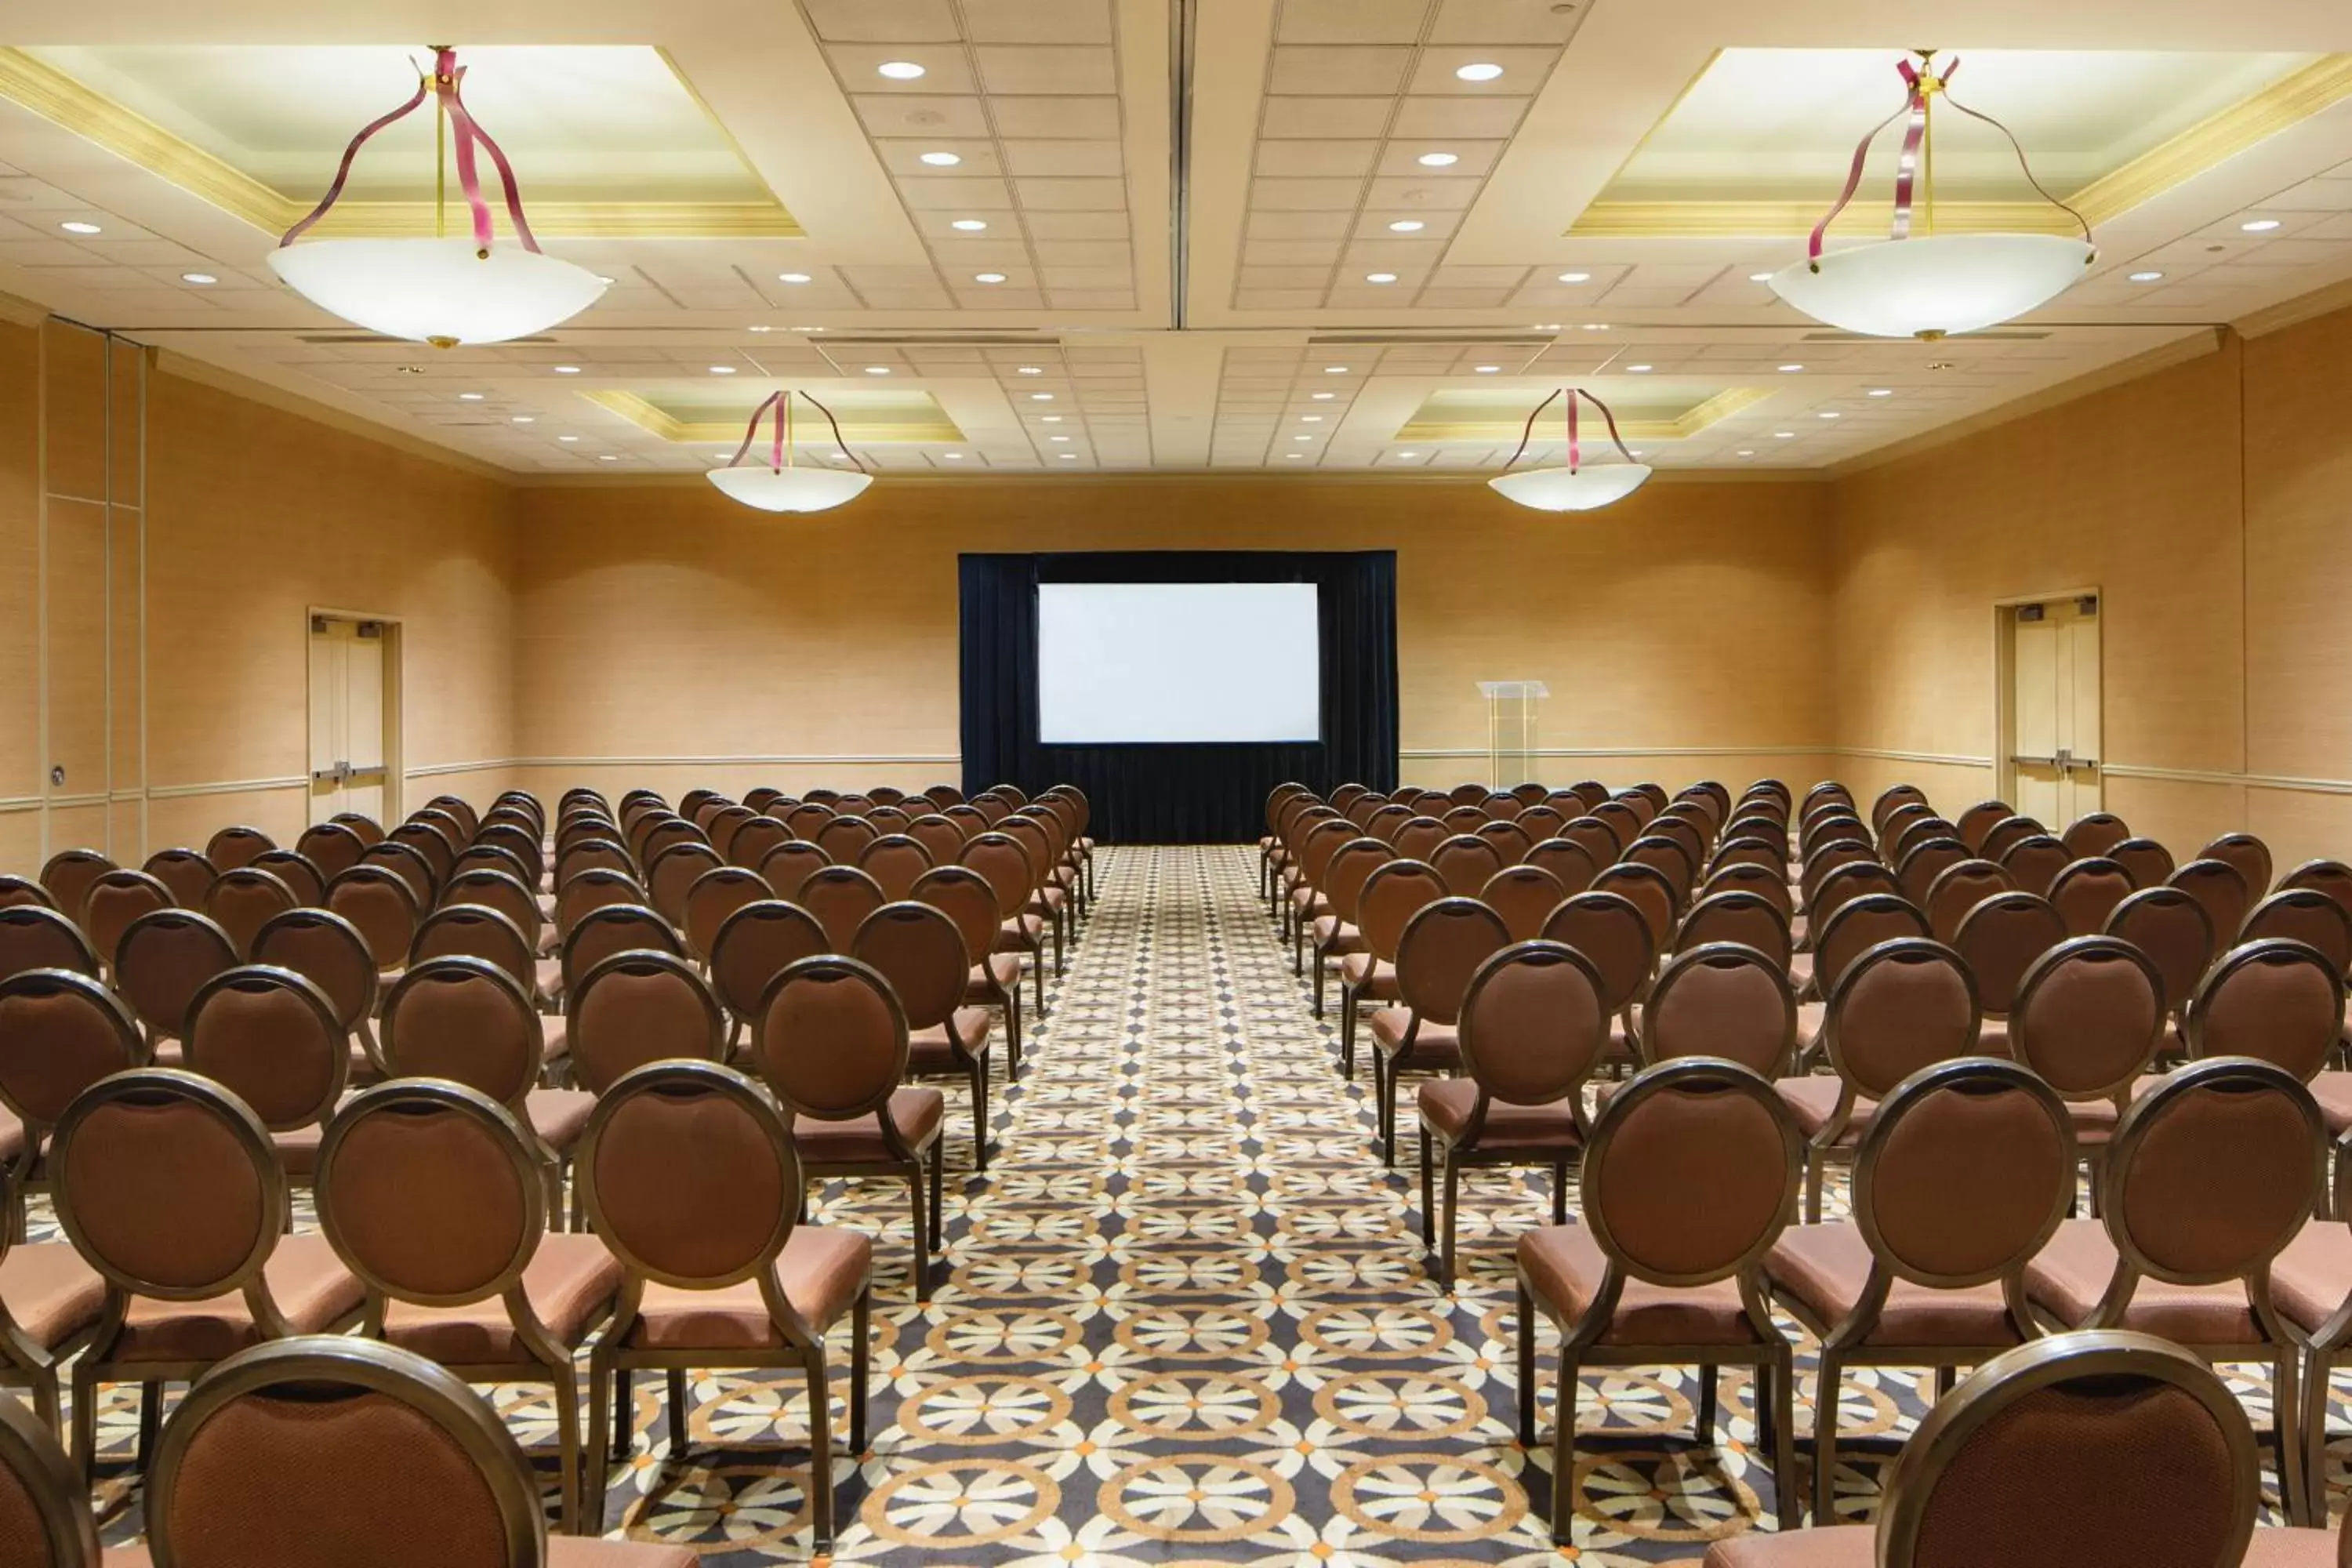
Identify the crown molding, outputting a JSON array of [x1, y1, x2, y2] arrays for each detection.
[[151, 349, 514, 483]]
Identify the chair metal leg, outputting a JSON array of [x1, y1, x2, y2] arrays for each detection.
[[612, 1367, 633, 1451], [1441, 1155, 1462, 1290], [1552, 1160, 1569, 1225], [2301, 1348, 2332, 1527], [1515, 1283, 1537, 1448], [586, 1359, 614, 1536], [666, 1367, 689, 1454], [851, 1287, 872, 1454], [1004, 986, 1023, 1081], [1339, 985, 1357, 1080], [1417, 1126, 1436, 1257], [971, 1059, 991, 1172], [1696, 1364, 1717, 1441], [71, 1363, 96, 1481], [1032, 946, 1046, 1018], [909, 1155, 932, 1302], [136, 1380, 162, 1470], [1551, 1354, 1580, 1543], [1811, 1351, 1842, 1523], [805, 1350, 836, 1551], [1804, 1148, 1824, 1225], [1376, 1051, 1396, 1167], [1312, 944, 1327, 1018], [2278, 1348, 2310, 1528], [930, 1142, 946, 1253], [554, 1363, 583, 1535], [1770, 1346, 1801, 1530]]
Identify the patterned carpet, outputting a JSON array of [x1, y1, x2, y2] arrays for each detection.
[[74, 844, 2333, 1559]]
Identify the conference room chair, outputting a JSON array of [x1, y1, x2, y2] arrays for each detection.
[[915, 862, 1029, 1077], [637, 816, 709, 872], [1523, 835, 1599, 895], [426, 793, 482, 839], [853, 901, 996, 1173], [1891, 818, 1962, 874], [478, 822, 547, 891], [2176, 940, 2352, 1156], [412, 902, 550, 1016], [924, 782, 967, 811], [1998, 832, 2074, 898], [1566, 780, 1612, 811], [813, 813, 880, 867], [0, 964, 140, 1233], [2100, 834, 2173, 891], [1781, 937, 1982, 1221], [1517, 1058, 1802, 1541], [1430, 834, 1504, 902], [1950, 891, 2068, 1052], [753, 954, 946, 1301], [111, 908, 238, 1056], [2281, 858, 2352, 924], [1538, 889, 1657, 1075], [648, 840, 724, 932], [1550, 814, 1614, 872], [901, 812, 967, 870], [201, 866, 297, 960], [2241, 888, 2352, 976], [1474, 816, 1534, 869], [561, 905, 688, 1014], [554, 866, 651, 949], [1703, 1330, 2263, 1568], [1368, 897, 1509, 1166], [1764, 1056, 2075, 1521], [2020, 1058, 2319, 1523], [727, 813, 794, 871], [240, 848, 321, 908], [1703, 859, 1795, 921], [961, 832, 1050, 1018], [1978, 814, 2045, 866], [2003, 936, 2167, 1189], [748, 840, 824, 906], [323, 864, 422, 987], [2102, 884, 2216, 1053], [1635, 942, 1799, 1080], [202, 823, 273, 872], [1307, 837, 1390, 1017], [1415, 940, 1607, 1287], [1282, 818, 1354, 963], [379, 958, 594, 1228], [1439, 804, 1487, 840], [2205, 830, 2278, 901], [383, 829, 453, 901], [1798, 894, 1931, 1038], [702, 804, 757, 862], [2170, 857, 2255, 961], [1804, 858, 1898, 938], [181, 964, 350, 1192], [2055, 810, 2131, 862], [578, 1060, 870, 1544], [1357, 801, 1409, 844], [1672, 890, 1795, 980], [1624, 834, 1698, 911], [326, 811, 384, 848], [293, 821, 365, 880], [554, 834, 632, 889], [136, 848, 213, 911], [311, 1079, 622, 1534], [2049, 855, 2135, 936], [51, 1068, 365, 1476], [1875, 803, 1934, 859], [1920, 857, 2010, 942], [1952, 797, 2013, 853], [683, 864, 775, 967], [1592, 862, 1675, 950], [1336, 858, 1442, 1080], [0, 874, 48, 912], [0, 1369, 103, 1563], [941, 800, 994, 841], [707, 899, 832, 1058], [565, 949, 728, 1094], [1871, 782, 1929, 829], [795, 865, 883, 956], [1513, 804, 1567, 843], [1479, 864, 1565, 944], [35, 851, 113, 930]]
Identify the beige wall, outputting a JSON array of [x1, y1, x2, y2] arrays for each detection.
[[510, 474, 1835, 804]]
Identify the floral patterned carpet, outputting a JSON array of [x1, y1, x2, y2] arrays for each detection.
[[78, 844, 2329, 1562]]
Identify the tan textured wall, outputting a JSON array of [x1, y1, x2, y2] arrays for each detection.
[[510, 475, 1836, 804]]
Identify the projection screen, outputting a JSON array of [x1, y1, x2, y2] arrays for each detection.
[[1036, 582, 1322, 744]]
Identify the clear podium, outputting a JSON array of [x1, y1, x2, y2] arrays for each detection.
[[1478, 680, 1548, 790]]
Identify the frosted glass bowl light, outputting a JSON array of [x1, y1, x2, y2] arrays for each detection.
[[267, 238, 608, 347], [1769, 233, 2094, 340], [1487, 463, 1653, 513], [707, 464, 874, 514]]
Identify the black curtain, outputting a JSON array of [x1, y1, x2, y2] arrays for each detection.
[[960, 550, 1398, 844]]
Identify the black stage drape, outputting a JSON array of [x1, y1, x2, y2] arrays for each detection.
[[959, 550, 1398, 844]]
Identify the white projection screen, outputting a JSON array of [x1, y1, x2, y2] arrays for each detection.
[[1036, 582, 1322, 744]]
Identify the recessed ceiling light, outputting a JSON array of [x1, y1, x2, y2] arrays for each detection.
[[559, 435, 579, 443], [1051, 435, 1071, 442], [1388, 220, 1425, 232], [975, 272, 1007, 283], [1778, 363, 1804, 372], [553, 365, 581, 374], [1058, 453, 1078, 460], [511, 416, 535, 424], [1312, 391, 1335, 400], [877, 60, 926, 80], [1626, 364, 1652, 373], [1557, 271, 1591, 283], [865, 366, 892, 375], [458, 393, 485, 401], [59, 220, 100, 235], [1041, 415, 1063, 423], [597, 454, 619, 462], [1867, 387, 1894, 397], [2129, 270, 2165, 282], [1017, 366, 1043, 375], [951, 219, 989, 231], [746, 325, 772, 333], [2241, 218, 2281, 233], [1030, 392, 1054, 401], [1773, 430, 1796, 439], [944, 452, 964, 460], [1325, 365, 1349, 374], [1581, 323, 1609, 331], [1455, 62, 1504, 81], [920, 151, 962, 166], [833, 450, 848, 459], [595, 274, 616, 285], [180, 271, 217, 285], [1534, 323, 1561, 331], [1365, 272, 1398, 283], [709, 365, 736, 375], [1397, 451, 1419, 459], [779, 273, 811, 283], [1749, 272, 1773, 282], [1293, 435, 1313, 442], [1628, 449, 1644, 458], [1301, 416, 1323, 423], [1417, 151, 1459, 167], [1818, 411, 1841, 419], [1286, 453, 1304, 459], [1474, 365, 1499, 373], [1736, 448, 1755, 456]]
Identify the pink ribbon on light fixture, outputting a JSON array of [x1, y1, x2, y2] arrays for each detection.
[[722, 391, 871, 475], [279, 46, 546, 256], [1504, 389, 1636, 476]]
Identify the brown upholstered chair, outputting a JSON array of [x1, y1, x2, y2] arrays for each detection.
[[358, 840, 437, 912], [140, 848, 216, 910], [0, 875, 49, 912], [1802, 892, 1931, 1027], [201, 867, 297, 960], [112, 909, 238, 1052], [1951, 890, 2067, 1051], [2020, 1058, 2320, 1522], [412, 903, 553, 1021], [1367, 898, 1509, 1166], [1922, 858, 2012, 942], [294, 822, 365, 880], [36, 851, 113, 927], [1592, 862, 1675, 949], [1430, 833, 1504, 899], [1308, 837, 1392, 1018], [1416, 941, 1608, 1287], [961, 833, 1048, 1017], [554, 837, 634, 891], [0, 1362, 101, 1560], [0, 1147, 107, 1435], [1978, 814, 2044, 865], [2170, 858, 2254, 956], [1476, 817, 1535, 867], [2005, 936, 2166, 1171], [1895, 837, 1969, 908], [579, 1061, 870, 1544], [2282, 858, 2352, 923], [0, 967, 143, 1210], [1765, 1056, 2074, 1519], [706, 900, 829, 1057], [554, 867, 649, 949], [2049, 855, 2134, 937], [143, 1336, 695, 1566], [1673, 890, 1794, 977], [249, 907, 382, 1080], [1559, 815, 1621, 871], [681, 866, 773, 968], [1954, 798, 2013, 854], [182, 965, 349, 1185], [202, 825, 273, 872], [856, 834, 935, 903], [52, 1069, 364, 1476], [314, 1080, 621, 1533], [2060, 810, 2132, 861], [1701, 1330, 2261, 1568], [1338, 859, 1444, 1081], [2270, 1138, 2352, 1524], [757, 840, 833, 906], [330, 811, 386, 849], [566, 949, 728, 1094], [323, 864, 420, 984], [753, 955, 946, 1300], [2104, 884, 2216, 1047], [647, 841, 724, 931], [916, 863, 1029, 1073], [79, 869, 172, 973], [853, 902, 996, 1171], [440, 866, 546, 957], [1523, 836, 1599, 896], [1805, 860, 1900, 937], [1516, 1058, 1802, 1540], [248, 848, 324, 907], [2205, 832, 2276, 902], [800, 864, 887, 955], [2242, 889, 2352, 977], [2180, 940, 2352, 1143], [559, 902, 682, 1004], [1539, 889, 1657, 1072], [728, 814, 794, 872], [813, 812, 880, 864], [2106, 834, 2175, 890], [1778, 937, 1982, 1221], [1637, 942, 1798, 1076], [0, 909, 95, 994], [1479, 864, 1565, 943], [1998, 833, 2073, 898]]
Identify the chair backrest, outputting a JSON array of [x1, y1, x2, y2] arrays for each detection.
[[802, 866, 889, 954], [568, 949, 727, 1094], [1356, 860, 1448, 964], [554, 866, 649, 942], [958, 833, 1035, 923], [2168, 859, 2252, 956], [1479, 865, 1565, 943], [294, 822, 365, 880], [1457, 941, 1608, 1111], [1639, 942, 1797, 1076], [1874, 1330, 2258, 1568], [1472, 818, 1534, 868], [1824, 938, 1982, 1102], [1811, 892, 1933, 999], [851, 901, 969, 1032], [814, 814, 880, 862], [0, 1374, 99, 1564], [1700, 861, 1795, 921], [79, 869, 174, 967], [249, 909, 377, 1037], [2049, 856, 2134, 938], [2279, 858, 2352, 924], [249, 849, 325, 906], [2184, 938, 2344, 1082], [204, 868, 299, 960], [114, 908, 239, 1040], [2108, 835, 2176, 890], [1671, 889, 1792, 971], [1392, 898, 1510, 1026], [324, 866, 421, 971], [1391, 815, 1450, 862], [2103, 885, 2216, 1022], [1523, 837, 1598, 896], [1591, 862, 1675, 946], [1872, 784, 1930, 832], [1428, 834, 1504, 898], [1955, 799, 2014, 855], [2060, 811, 2132, 861], [379, 958, 542, 1111], [2239, 888, 2352, 976], [410, 904, 537, 993], [204, 825, 274, 872], [1809, 858, 1900, 925], [1623, 835, 1696, 908], [143, 848, 219, 909], [2200, 832, 2274, 901], [1998, 833, 2073, 898], [144, 1337, 550, 1568], [0, 968, 143, 1141], [648, 840, 724, 927], [757, 840, 833, 903], [439, 866, 542, 944], [1854, 1058, 2074, 1294], [1979, 815, 2044, 864], [2007, 937, 2166, 1103], [1558, 815, 1621, 869], [857, 834, 936, 902], [683, 866, 774, 963], [579, 1061, 799, 1294], [561, 902, 682, 994], [554, 837, 634, 887], [1321, 838, 1393, 927], [1924, 858, 2014, 942], [1951, 891, 2067, 1018], [372, 835, 444, 905], [38, 850, 114, 923], [1537, 891, 1656, 1017], [753, 955, 912, 1131], [330, 812, 386, 848], [727, 815, 795, 871], [1581, 1058, 1798, 1289], [707, 900, 829, 1028], [0, 874, 51, 912], [183, 965, 348, 1132], [53, 1068, 284, 1303]]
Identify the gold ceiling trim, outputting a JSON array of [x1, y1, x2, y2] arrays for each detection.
[[1396, 385, 1769, 443], [1569, 53, 2352, 239], [0, 47, 802, 239], [583, 390, 964, 445]]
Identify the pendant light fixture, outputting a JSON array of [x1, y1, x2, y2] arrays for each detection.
[[1486, 389, 1652, 512], [1767, 53, 2095, 340], [707, 390, 874, 514], [268, 47, 607, 347]]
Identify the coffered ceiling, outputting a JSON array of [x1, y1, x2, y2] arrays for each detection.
[[3, 0, 2352, 479]]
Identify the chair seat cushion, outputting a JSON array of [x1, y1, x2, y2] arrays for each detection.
[[1796, 1000, 1824, 1047], [1703, 1526, 1875, 1568], [525, 1087, 596, 1152], [114, 1236, 361, 1363], [1418, 1078, 1581, 1152], [626, 1225, 872, 1348], [270, 1123, 325, 1178], [1311, 916, 1363, 953], [967, 953, 1022, 993], [996, 914, 1044, 950], [1519, 1224, 1764, 1347], [794, 1087, 946, 1165], [908, 1008, 995, 1071], [0, 1240, 104, 1348], [2269, 1220, 2352, 1334], [0, 1104, 19, 1164], [2024, 1218, 2261, 1343], [1366, 1007, 1460, 1066], [1772, 1075, 1872, 1141], [549, 1540, 705, 1568], [381, 1234, 622, 1363], [534, 956, 563, 1010], [2307, 1070, 2352, 1136], [1339, 954, 1398, 997], [540, 1011, 569, 1063], [2238, 1528, 2342, 1568], [1766, 1221, 2022, 1347]]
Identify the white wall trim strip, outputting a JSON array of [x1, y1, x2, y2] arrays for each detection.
[[405, 760, 514, 779], [2100, 763, 2352, 797], [0, 796, 43, 815], [1403, 745, 1832, 761], [146, 776, 306, 801], [1833, 747, 1996, 768], [506, 754, 965, 769]]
